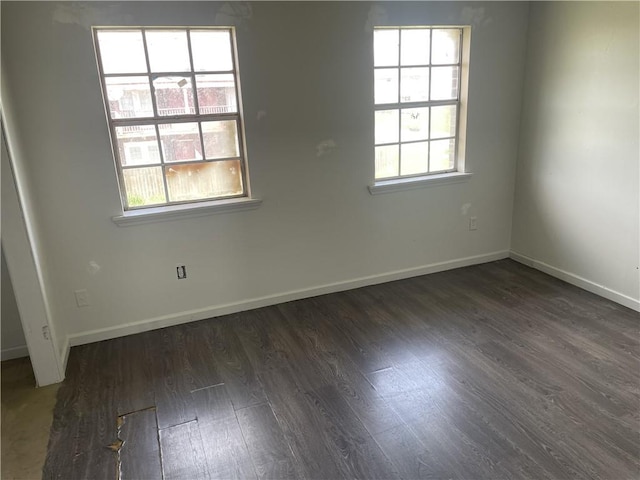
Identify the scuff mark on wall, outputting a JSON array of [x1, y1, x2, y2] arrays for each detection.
[[365, 5, 388, 32], [461, 6, 493, 28], [316, 139, 337, 157], [256, 110, 267, 121]]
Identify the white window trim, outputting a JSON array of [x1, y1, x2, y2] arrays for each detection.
[[371, 25, 471, 194], [112, 197, 262, 226]]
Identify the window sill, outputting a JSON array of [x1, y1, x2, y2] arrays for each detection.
[[112, 197, 262, 227], [368, 172, 472, 195]]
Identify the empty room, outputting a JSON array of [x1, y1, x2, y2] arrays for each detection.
[[1, 1, 638, 479]]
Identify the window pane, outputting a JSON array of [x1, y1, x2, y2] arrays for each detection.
[[196, 74, 237, 114], [431, 29, 460, 65], [375, 109, 399, 145], [430, 138, 456, 172], [374, 69, 398, 105], [146, 30, 191, 72], [153, 76, 196, 116], [105, 77, 153, 119], [401, 107, 429, 142], [400, 67, 429, 103], [431, 66, 459, 101], [374, 29, 399, 67], [401, 29, 430, 66], [401, 142, 428, 176], [123, 167, 166, 206], [158, 123, 203, 162], [97, 30, 147, 74], [190, 30, 233, 71], [202, 120, 239, 159], [431, 105, 457, 139], [375, 145, 399, 179], [166, 160, 243, 201], [115, 125, 161, 166]]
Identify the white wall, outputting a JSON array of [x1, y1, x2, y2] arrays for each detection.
[[1, 247, 27, 359], [1, 1, 529, 351], [511, 1, 640, 310]]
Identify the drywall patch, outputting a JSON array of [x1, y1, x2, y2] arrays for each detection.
[[461, 6, 493, 28], [256, 110, 267, 121], [87, 261, 101, 275], [52, 3, 94, 28], [365, 5, 389, 32], [215, 3, 252, 27], [52, 3, 133, 29], [316, 139, 337, 157], [461, 203, 472, 215]]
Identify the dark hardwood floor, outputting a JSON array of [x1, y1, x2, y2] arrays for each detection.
[[43, 259, 640, 479]]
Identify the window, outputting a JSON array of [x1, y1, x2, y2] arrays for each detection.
[[94, 28, 249, 210], [373, 27, 465, 182]]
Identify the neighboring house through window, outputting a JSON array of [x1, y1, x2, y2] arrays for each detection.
[[373, 27, 468, 182], [94, 27, 248, 209]]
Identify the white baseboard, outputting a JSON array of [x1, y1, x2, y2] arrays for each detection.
[[510, 251, 640, 312], [1, 345, 29, 361], [67, 250, 509, 348]]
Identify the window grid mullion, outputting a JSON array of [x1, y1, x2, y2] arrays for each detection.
[[373, 62, 460, 69], [375, 99, 458, 110], [426, 135, 456, 143], [121, 156, 243, 171], [141, 29, 159, 118], [185, 31, 201, 115], [155, 124, 171, 203], [143, 29, 168, 204], [121, 163, 162, 170], [185, 30, 210, 166], [111, 113, 240, 127], [160, 163, 171, 203], [374, 138, 443, 148], [103, 70, 235, 77]]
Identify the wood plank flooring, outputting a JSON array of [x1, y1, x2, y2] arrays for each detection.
[[43, 260, 640, 479]]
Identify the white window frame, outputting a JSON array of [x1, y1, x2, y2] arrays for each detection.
[[370, 26, 472, 195], [93, 26, 258, 217]]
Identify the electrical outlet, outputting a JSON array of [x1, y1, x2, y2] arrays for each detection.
[[75, 289, 90, 307], [177, 265, 187, 279], [469, 217, 478, 231]]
